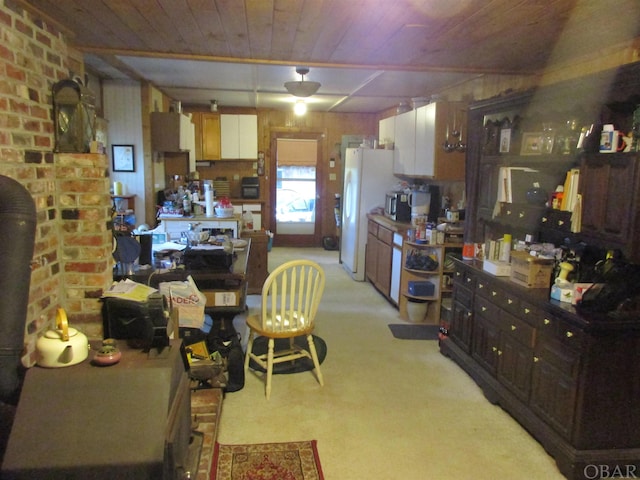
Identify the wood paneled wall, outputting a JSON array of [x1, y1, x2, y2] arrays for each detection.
[[183, 105, 378, 242]]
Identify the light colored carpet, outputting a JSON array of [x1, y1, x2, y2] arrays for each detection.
[[218, 247, 565, 480]]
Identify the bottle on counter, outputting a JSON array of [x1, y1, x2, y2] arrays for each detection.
[[242, 210, 254, 230], [183, 192, 192, 215]]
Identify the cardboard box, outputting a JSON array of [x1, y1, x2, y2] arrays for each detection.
[[550, 284, 573, 303], [202, 289, 240, 307], [550, 282, 601, 304], [510, 251, 554, 288], [483, 259, 511, 276]]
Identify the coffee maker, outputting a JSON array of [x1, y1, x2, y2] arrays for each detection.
[[409, 185, 440, 223]]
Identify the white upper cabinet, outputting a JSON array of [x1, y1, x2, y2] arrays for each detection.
[[220, 114, 258, 159], [415, 103, 437, 177], [392, 102, 465, 180], [378, 115, 396, 148], [393, 109, 416, 176]]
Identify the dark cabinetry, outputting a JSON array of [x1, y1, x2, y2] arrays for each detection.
[[442, 261, 640, 480], [450, 264, 474, 351], [466, 75, 640, 263], [579, 152, 639, 246]]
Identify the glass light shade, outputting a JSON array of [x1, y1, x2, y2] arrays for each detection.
[[284, 80, 321, 97]]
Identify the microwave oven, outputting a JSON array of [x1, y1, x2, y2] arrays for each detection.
[[385, 192, 411, 222]]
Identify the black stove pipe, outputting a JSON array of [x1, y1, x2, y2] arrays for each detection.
[[0, 176, 36, 405]]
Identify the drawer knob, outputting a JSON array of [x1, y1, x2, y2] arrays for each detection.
[[456, 272, 461, 277], [466, 277, 471, 283], [497, 350, 502, 356], [519, 211, 525, 218], [511, 325, 516, 331], [478, 283, 484, 289], [544, 318, 551, 325], [491, 291, 497, 296], [467, 312, 472, 317], [558, 220, 564, 226], [566, 331, 574, 338], [524, 308, 530, 314], [508, 298, 513, 304], [534, 356, 539, 362], [482, 306, 487, 312], [492, 346, 497, 352], [542, 216, 548, 222]]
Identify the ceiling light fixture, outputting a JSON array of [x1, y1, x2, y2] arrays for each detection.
[[284, 67, 321, 98], [294, 100, 307, 116]]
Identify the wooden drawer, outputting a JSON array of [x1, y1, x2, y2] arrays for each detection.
[[518, 299, 543, 328], [501, 310, 536, 349], [475, 276, 495, 299], [453, 284, 473, 309], [496, 288, 520, 316], [377, 225, 393, 245], [475, 295, 500, 319], [554, 317, 584, 347], [453, 264, 475, 290], [367, 220, 378, 236], [536, 311, 585, 348]]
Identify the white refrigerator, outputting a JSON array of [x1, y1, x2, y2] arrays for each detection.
[[341, 147, 395, 280]]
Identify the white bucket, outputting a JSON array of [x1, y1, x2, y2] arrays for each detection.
[[406, 300, 429, 323]]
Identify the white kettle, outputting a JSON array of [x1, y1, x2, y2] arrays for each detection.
[[36, 308, 89, 368]]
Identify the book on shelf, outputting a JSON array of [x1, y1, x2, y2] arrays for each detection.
[[560, 167, 580, 212]]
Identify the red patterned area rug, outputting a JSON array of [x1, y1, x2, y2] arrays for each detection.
[[210, 440, 325, 480]]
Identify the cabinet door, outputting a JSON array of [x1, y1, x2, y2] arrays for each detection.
[[201, 113, 221, 160], [530, 358, 577, 439], [472, 313, 501, 374], [220, 115, 240, 158], [365, 232, 379, 284], [450, 299, 473, 352], [498, 334, 533, 402], [393, 110, 416, 175], [580, 154, 636, 242], [238, 114, 258, 159], [376, 240, 392, 296], [414, 103, 436, 176], [379, 116, 395, 146]]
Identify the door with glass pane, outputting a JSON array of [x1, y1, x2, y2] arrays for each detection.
[[271, 136, 322, 247]]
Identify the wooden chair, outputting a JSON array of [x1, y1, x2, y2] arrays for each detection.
[[244, 259, 326, 399]]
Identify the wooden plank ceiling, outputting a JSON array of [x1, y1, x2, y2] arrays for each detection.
[[20, 0, 640, 113]]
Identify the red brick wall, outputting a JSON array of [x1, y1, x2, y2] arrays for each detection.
[[0, 2, 113, 366]]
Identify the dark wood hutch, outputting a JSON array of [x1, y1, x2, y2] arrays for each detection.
[[441, 63, 640, 480]]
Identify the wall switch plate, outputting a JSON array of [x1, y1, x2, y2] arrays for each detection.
[[329, 173, 336, 181]]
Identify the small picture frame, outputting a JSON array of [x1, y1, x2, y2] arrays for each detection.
[[520, 132, 544, 155], [112, 144, 135, 172], [499, 129, 511, 153]]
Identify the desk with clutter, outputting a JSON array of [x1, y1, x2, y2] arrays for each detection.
[[105, 234, 250, 391]]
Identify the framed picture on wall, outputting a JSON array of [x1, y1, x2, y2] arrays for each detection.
[[112, 145, 135, 172]]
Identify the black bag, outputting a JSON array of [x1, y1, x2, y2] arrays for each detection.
[[206, 319, 244, 392]]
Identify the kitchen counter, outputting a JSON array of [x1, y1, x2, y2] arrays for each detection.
[[157, 214, 241, 240], [367, 213, 411, 233]]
